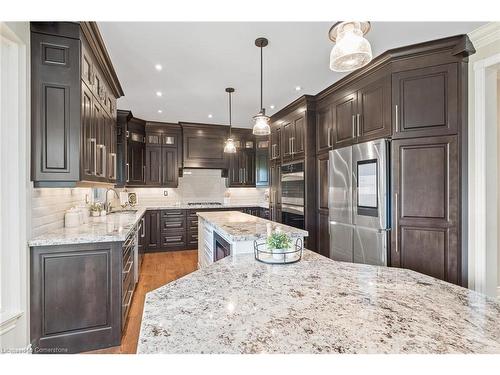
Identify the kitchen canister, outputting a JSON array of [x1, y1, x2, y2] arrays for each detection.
[[64, 208, 81, 228]]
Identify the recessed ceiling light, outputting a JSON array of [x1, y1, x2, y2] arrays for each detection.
[[155, 64, 163, 71], [295, 86, 302, 91], [156, 91, 162, 97], [158, 110, 163, 114], [270, 105, 275, 109], [208, 114, 213, 119]]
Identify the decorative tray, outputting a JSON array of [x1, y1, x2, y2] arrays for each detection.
[[254, 238, 303, 264]]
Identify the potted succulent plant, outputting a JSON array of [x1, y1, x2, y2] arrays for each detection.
[[266, 229, 292, 261], [89, 202, 102, 217]]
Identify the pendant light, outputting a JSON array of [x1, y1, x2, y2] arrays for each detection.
[[252, 37, 271, 136], [329, 21, 372, 72], [223, 87, 237, 154]]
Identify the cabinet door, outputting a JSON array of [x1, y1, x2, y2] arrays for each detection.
[[255, 141, 269, 187], [30, 31, 80, 184], [316, 106, 333, 154], [391, 136, 460, 285], [93, 100, 106, 179], [317, 153, 329, 211], [81, 83, 96, 181], [162, 147, 178, 187], [293, 116, 305, 158], [332, 92, 357, 148], [392, 63, 458, 138], [243, 150, 256, 186], [270, 126, 281, 160], [269, 162, 281, 206], [317, 211, 330, 258], [146, 210, 161, 251], [182, 126, 227, 169], [228, 152, 242, 186], [357, 75, 391, 142], [145, 145, 162, 186], [105, 114, 117, 182], [129, 141, 144, 185], [282, 122, 293, 161]]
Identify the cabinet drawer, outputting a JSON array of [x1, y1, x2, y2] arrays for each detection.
[[160, 231, 186, 248], [161, 217, 186, 231], [187, 231, 199, 249], [187, 216, 198, 230], [161, 209, 185, 218]]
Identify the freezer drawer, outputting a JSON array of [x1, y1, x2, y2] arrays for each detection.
[[329, 222, 353, 262], [353, 226, 388, 266]]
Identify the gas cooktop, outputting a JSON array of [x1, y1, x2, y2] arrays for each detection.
[[187, 202, 223, 206]]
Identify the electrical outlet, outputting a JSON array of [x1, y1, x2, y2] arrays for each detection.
[[164, 190, 168, 197]]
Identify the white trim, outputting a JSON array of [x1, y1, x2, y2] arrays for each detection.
[[468, 22, 500, 49], [471, 52, 500, 295], [0, 311, 23, 335]]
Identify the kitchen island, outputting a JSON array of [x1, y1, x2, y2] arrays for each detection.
[[138, 250, 500, 354], [196, 211, 308, 268]]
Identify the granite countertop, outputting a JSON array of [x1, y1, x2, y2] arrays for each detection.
[[197, 211, 309, 242], [28, 208, 148, 247], [138, 250, 500, 354], [28, 203, 270, 247]]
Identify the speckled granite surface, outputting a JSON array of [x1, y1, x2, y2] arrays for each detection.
[[138, 250, 500, 354], [28, 203, 269, 247], [197, 211, 308, 241]]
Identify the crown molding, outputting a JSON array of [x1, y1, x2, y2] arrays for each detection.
[[468, 22, 500, 50]]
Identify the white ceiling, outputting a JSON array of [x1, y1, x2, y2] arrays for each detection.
[[98, 22, 484, 128]]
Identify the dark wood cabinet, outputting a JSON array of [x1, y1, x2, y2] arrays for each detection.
[[316, 105, 333, 154], [143, 122, 181, 187], [145, 145, 162, 186], [270, 125, 281, 161], [392, 63, 458, 139], [182, 123, 228, 169], [356, 74, 391, 142], [282, 115, 306, 162], [255, 138, 269, 187], [316, 153, 330, 258], [391, 135, 460, 284], [145, 210, 161, 251], [127, 140, 145, 185], [317, 211, 330, 258], [332, 91, 357, 148], [227, 128, 256, 187], [30, 242, 122, 353], [31, 22, 123, 187]]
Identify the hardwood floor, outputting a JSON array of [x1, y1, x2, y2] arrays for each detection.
[[87, 250, 198, 354]]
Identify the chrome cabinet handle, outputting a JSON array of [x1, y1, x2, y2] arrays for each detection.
[[394, 192, 399, 253], [102, 145, 106, 178], [356, 114, 361, 137], [91, 138, 97, 176], [113, 153, 117, 180], [352, 115, 356, 138], [395, 105, 399, 132], [141, 217, 145, 237], [327, 127, 332, 147], [126, 163, 130, 182]]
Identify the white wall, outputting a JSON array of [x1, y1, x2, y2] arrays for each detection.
[[0, 21, 30, 351], [467, 22, 500, 298]]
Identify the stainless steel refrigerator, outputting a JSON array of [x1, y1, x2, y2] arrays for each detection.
[[328, 139, 390, 266]]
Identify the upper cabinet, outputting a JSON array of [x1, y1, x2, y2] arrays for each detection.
[[30, 22, 123, 187], [255, 137, 269, 187], [227, 128, 256, 187], [392, 63, 458, 139], [181, 123, 228, 169], [145, 122, 182, 187], [270, 95, 315, 164]]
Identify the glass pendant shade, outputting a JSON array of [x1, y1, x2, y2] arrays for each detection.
[[252, 111, 271, 136], [329, 21, 372, 72], [224, 138, 237, 153]]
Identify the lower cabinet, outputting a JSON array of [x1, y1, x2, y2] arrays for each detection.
[[30, 242, 123, 353], [317, 211, 330, 258], [391, 135, 461, 285], [143, 207, 269, 252]]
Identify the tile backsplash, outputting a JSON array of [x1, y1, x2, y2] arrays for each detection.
[[126, 169, 267, 206], [31, 187, 92, 238], [31, 169, 268, 237]]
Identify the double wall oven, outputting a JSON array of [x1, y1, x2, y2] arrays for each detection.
[[280, 161, 305, 230]]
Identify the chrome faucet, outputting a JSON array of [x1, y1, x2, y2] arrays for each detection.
[[105, 188, 120, 213]]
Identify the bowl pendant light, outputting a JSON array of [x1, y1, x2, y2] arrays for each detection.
[[224, 87, 237, 154], [252, 37, 271, 136], [329, 21, 372, 72]]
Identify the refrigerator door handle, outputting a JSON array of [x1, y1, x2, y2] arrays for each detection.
[[394, 192, 399, 253]]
